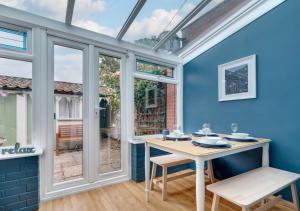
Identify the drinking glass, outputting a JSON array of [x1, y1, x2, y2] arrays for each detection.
[[231, 123, 238, 133], [173, 125, 181, 132], [202, 123, 210, 136]]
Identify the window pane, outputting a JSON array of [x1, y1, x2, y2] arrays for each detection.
[[137, 60, 174, 78], [134, 79, 176, 136], [53, 45, 84, 183], [98, 54, 121, 174], [123, 0, 200, 49], [174, 0, 249, 53], [0, 27, 27, 51], [0, 1, 67, 22], [73, 0, 137, 37], [0, 58, 32, 147]]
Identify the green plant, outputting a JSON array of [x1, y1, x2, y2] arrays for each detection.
[[134, 79, 158, 111], [99, 55, 121, 112]]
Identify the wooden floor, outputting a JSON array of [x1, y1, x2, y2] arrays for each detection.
[[40, 175, 293, 211]]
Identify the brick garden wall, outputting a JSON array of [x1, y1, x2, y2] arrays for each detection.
[[166, 84, 176, 131], [0, 156, 39, 211], [132, 82, 180, 182]]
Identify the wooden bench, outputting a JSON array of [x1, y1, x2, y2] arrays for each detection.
[[207, 167, 300, 211], [56, 124, 83, 156], [150, 154, 215, 201]]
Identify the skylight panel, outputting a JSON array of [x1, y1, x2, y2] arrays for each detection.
[[173, 0, 249, 54], [122, 0, 201, 49], [0, 0, 68, 22], [72, 0, 137, 37]]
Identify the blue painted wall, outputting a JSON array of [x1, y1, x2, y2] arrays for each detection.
[[0, 156, 39, 210], [183, 0, 300, 199]]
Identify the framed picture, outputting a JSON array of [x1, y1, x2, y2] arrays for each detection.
[[218, 55, 256, 101]]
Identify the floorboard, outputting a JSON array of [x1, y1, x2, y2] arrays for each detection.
[[40, 175, 293, 211]]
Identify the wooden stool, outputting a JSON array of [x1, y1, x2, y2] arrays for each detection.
[[207, 167, 300, 211], [150, 154, 215, 201]]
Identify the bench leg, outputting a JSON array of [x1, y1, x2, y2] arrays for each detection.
[[291, 183, 299, 211], [207, 160, 215, 183], [150, 163, 157, 190], [211, 194, 220, 211], [162, 165, 168, 201], [242, 207, 250, 211]]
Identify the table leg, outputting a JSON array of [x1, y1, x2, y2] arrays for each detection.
[[196, 158, 205, 211], [262, 143, 269, 167], [145, 143, 150, 202]]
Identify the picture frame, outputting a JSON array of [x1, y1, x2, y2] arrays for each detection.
[[218, 55, 256, 101]]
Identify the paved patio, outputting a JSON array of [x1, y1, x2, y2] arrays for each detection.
[[54, 138, 121, 183]]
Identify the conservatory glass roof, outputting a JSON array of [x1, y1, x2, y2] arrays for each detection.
[[0, 0, 68, 22], [0, 0, 249, 54], [122, 0, 201, 48]]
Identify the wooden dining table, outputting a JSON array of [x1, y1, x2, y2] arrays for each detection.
[[144, 135, 271, 211]]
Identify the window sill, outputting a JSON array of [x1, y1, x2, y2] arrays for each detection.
[[0, 147, 43, 160], [129, 134, 163, 144]]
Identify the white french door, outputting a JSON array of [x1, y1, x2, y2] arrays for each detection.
[[43, 36, 129, 199], [45, 36, 89, 194], [93, 48, 128, 181]]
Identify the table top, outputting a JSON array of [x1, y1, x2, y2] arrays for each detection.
[[145, 135, 271, 157]]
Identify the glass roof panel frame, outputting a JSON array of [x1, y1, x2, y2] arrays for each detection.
[[64, 0, 214, 53]]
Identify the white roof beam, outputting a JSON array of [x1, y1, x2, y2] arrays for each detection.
[[65, 0, 75, 25], [116, 0, 147, 40], [153, 0, 212, 51]]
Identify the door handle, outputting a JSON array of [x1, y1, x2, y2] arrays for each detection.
[[95, 107, 104, 115]]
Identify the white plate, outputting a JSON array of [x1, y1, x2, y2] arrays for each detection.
[[194, 131, 217, 136], [166, 134, 190, 139], [225, 135, 255, 140], [195, 139, 228, 146]]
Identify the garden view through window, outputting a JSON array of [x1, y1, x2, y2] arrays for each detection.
[[98, 54, 121, 174], [0, 58, 32, 147], [53, 45, 84, 183], [136, 60, 174, 78], [134, 78, 176, 136]]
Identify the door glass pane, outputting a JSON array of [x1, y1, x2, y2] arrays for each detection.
[[98, 54, 121, 174], [53, 45, 83, 183], [134, 79, 176, 136], [0, 58, 32, 147]]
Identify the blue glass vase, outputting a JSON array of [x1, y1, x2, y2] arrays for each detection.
[[162, 128, 170, 137]]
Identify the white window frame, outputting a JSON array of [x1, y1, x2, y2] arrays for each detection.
[[133, 56, 183, 139], [0, 22, 34, 148], [45, 36, 90, 194], [93, 48, 129, 182], [0, 8, 181, 201]]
